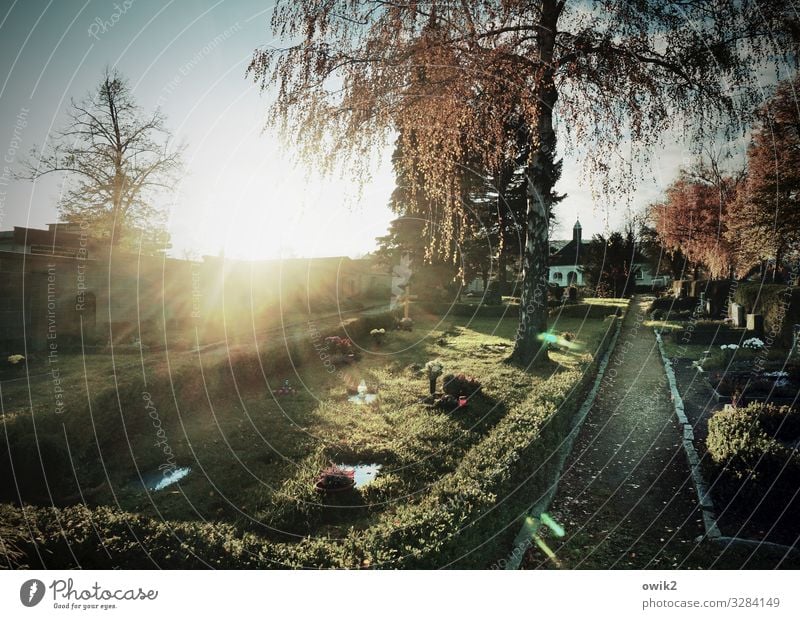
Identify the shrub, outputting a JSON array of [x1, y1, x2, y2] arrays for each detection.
[[707, 403, 800, 488], [749, 403, 800, 442], [441, 373, 482, 396], [648, 296, 700, 315]]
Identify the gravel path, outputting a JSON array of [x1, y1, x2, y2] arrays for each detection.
[[523, 296, 708, 569]]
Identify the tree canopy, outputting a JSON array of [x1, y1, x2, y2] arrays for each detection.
[[650, 162, 741, 279], [727, 72, 800, 277], [249, 0, 797, 364]]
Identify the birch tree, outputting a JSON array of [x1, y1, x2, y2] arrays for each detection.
[[248, 1, 796, 365]]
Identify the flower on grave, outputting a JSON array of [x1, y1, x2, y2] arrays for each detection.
[[325, 336, 354, 355], [370, 328, 386, 335], [742, 337, 765, 350], [720, 344, 739, 350], [7, 354, 25, 365]]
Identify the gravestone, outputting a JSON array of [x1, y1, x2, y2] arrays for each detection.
[[746, 313, 764, 336], [699, 292, 707, 316], [730, 302, 745, 328]]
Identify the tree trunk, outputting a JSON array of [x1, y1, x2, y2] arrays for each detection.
[[497, 165, 509, 287], [511, 0, 560, 366], [774, 244, 783, 283]]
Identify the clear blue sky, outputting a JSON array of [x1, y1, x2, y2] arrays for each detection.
[[0, 0, 741, 259]]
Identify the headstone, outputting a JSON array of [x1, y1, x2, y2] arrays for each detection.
[[746, 313, 764, 336], [730, 303, 745, 328]]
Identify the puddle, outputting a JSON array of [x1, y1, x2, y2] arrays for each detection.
[[339, 463, 382, 487], [137, 467, 191, 491]]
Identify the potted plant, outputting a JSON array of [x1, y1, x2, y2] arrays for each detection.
[[425, 360, 444, 395], [325, 336, 357, 363], [315, 464, 355, 493]]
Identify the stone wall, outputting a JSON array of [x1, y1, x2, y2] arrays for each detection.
[[0, 251, 383, 354]]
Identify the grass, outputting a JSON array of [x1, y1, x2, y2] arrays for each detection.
[[1, 300, 624, 566]]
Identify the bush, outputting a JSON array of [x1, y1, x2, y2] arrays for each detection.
[[749, 403, 800, 442], [707, 403, 800, 489]]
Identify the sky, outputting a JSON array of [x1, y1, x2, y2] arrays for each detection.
[[0, 0, 753, 260]]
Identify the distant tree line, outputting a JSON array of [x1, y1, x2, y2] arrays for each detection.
[[650, 72, 800, 283]]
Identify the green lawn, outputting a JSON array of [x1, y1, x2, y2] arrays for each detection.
[[1, 299, 624, 565]]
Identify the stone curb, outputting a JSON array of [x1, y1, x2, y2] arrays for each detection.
[[654, 329, 722, 540]]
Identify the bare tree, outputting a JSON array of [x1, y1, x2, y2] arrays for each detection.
[[248, 1, 797, 365], [21, 68, 184, 253]]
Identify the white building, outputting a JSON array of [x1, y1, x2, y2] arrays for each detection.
[[548, 219, 660, 288], [548, 219, 589, 286]]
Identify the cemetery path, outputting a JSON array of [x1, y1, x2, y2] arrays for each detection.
[[523, 295, 709, 569]]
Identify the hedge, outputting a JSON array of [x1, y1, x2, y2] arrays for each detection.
[[707, 403, 800, 493], [4, 310, 623, 569], [549, 302, 622, 320]]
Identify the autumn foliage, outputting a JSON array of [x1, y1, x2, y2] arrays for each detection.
[[651, 169, 738, 279]]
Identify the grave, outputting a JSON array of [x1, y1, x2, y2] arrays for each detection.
[[746, 313, 764, 336], [730, 302, 745, 328]]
